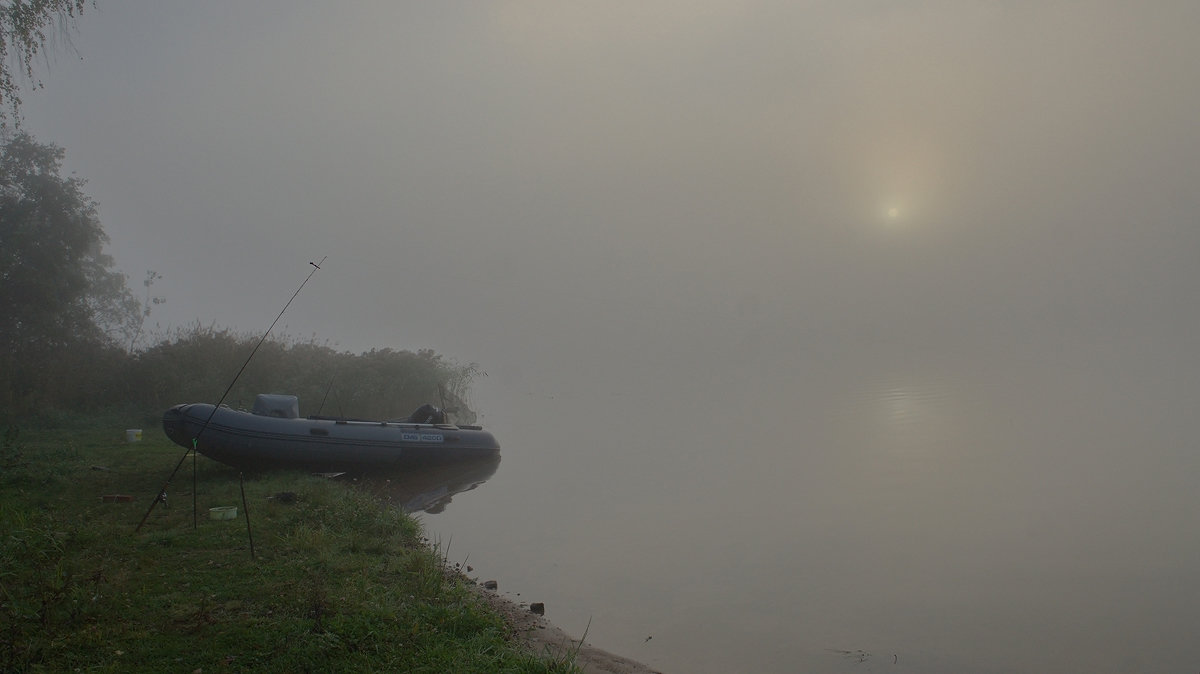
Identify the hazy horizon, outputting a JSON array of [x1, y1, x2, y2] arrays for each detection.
[[17, 3, 1200, 671], [22, 2, 1200, 373]]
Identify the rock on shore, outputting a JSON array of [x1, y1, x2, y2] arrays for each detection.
[[472, 581, 662, 674]]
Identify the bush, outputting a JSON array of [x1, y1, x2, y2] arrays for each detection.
[[8, 322, 481, 424]]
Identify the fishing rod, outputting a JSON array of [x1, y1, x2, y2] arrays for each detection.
[[135, 256, 327, 533], [316, 376, 343, 417]]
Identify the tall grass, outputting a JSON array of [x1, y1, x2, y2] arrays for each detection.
[[0, 422, 575, 673]]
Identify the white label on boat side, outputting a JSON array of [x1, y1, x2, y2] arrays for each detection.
[[401, 432, 444, 443]]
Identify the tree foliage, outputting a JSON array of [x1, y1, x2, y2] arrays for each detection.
[[128, 326, 480, 424], [0, 131, 138, 408], [0, 0, 90, 126], [0, 132, 481, 421]]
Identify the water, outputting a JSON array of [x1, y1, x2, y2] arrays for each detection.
[[414, 333, 1200, 673]]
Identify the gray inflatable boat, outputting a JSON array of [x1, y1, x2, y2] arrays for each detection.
[[163, 394, 500, 471]]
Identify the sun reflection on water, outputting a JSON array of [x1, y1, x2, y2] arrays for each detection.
[[835, 375, 962, 459]]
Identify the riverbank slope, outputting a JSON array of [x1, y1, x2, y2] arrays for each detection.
[[0, 421, 580, 671], [471, 582, 662, 674]]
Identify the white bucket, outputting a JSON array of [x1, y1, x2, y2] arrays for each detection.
[[125, 429, 142, 443], [209, 506, 238, 520]]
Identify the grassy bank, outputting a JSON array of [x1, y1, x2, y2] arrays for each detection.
[[0, 419, 575, 673]]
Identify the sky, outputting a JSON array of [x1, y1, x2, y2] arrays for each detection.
[[16, 7, 1200, 669], [19, 1, 1200, 392]]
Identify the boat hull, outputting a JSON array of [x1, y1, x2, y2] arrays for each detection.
[[162, 403, 500, 471]]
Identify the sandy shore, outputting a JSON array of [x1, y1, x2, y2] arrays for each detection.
[[470, 582, 662, 674]]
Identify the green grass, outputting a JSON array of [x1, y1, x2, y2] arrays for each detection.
[[0, 419, 577, 673]]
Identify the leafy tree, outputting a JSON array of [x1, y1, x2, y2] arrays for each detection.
[[0, 0, 90, 126], [126, 269, 164, 352], [0, 131, 137, 409]]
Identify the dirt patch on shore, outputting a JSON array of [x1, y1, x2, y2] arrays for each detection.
[[470, 582, 662, 674]]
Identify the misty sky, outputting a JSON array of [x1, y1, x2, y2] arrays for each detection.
[[21, 1, 1200, 389]]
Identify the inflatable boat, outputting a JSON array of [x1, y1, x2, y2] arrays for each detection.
[[162, 394, 500, 471]]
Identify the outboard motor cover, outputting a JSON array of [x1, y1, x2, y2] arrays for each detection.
[[252, 394, 300, 418]]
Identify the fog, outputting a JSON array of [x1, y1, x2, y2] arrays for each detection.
[[22, 2, 1200, 671], [24, 2, 1198, 367]]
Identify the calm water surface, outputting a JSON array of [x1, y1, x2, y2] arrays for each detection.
[[415, 336, 1199, 673]]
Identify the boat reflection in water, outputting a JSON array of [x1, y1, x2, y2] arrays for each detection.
[[357, 456, 501, 514]]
